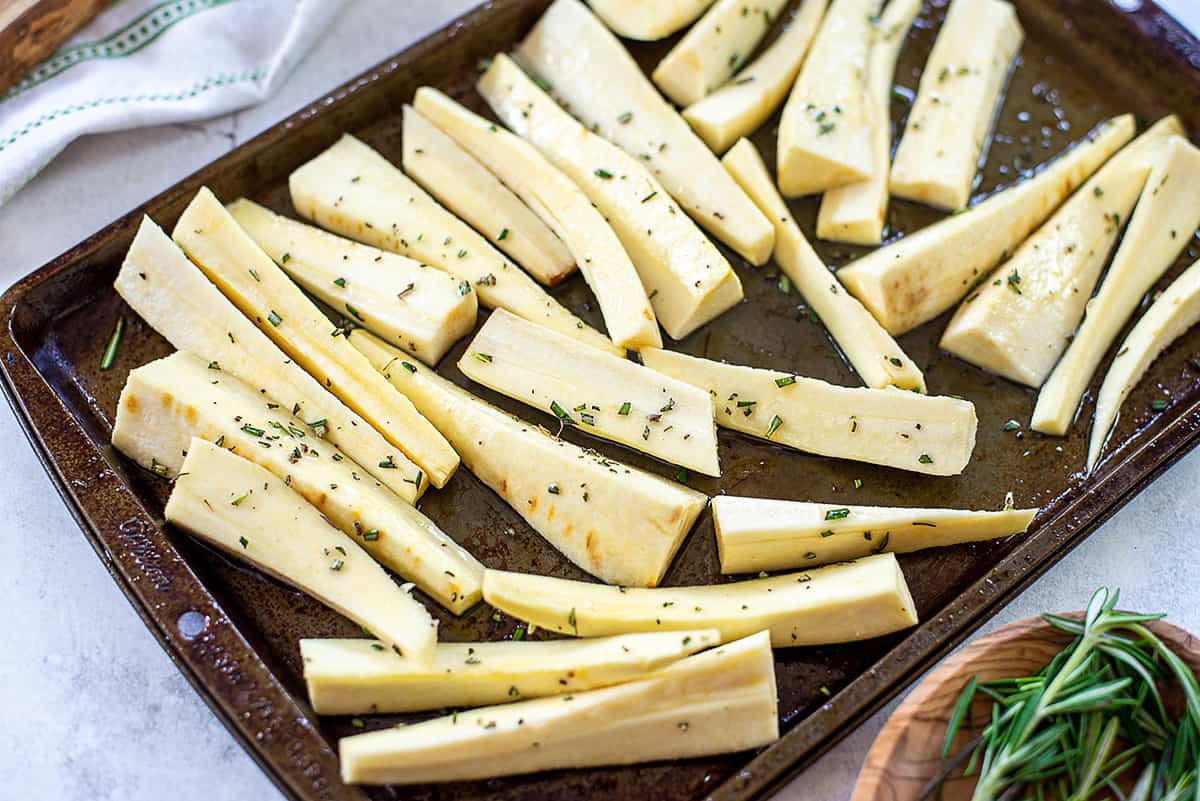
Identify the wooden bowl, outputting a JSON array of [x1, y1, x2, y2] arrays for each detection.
[[851, 615, 1200, 801]]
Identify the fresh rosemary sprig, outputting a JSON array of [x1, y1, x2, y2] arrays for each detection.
[[932, 588, 1200, 801]]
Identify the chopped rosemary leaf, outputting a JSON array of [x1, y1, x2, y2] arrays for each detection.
[[675, 468, 689, 484], [824, 508, 850, 521], [241, 424, 265, 437], [344, 303, 364, 321], [267, 310, 283, 327], [378, 456, 397, 469], [766, 414, 783, 438], [618, 402, 632, 416], [400, 361, 417, 373], [774, 375, 796, 388], [497, 228, 510, 241], [594, 168, 614, 179], [473, 352, 493, 363], [100, 317, 124, 370], [918, 453, 933, 464]]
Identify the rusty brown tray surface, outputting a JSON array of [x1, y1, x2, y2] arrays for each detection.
[[3, 1, 1200, 799]]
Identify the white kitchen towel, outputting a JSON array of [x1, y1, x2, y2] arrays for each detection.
[[0, 0, 345, 206]]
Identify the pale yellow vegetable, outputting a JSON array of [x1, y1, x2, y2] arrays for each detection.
[[651, 0, 789, 107], [477, 55, 743, 340], [515, 0, 775, 265], [166, 439, 437, 666], [722, 138, 924, 391], [816, 0, 921, 244], [640, 348, 976, 476], [1089, 258, 1200, 472], [338, 631, 778, 785], [889, 0, 1024, 211], [711, 496, 1038, 573], [941, 117, 1183, 388], [413, 87, 661, 351], [836, 115, 1136, 335], [776, 0, 881, 196], [114, 217, 424, 503], [682, 0, 828, 154], [483, 553, 917, 646], [112, 353, 484, 613], [226, 199, 477, 366], [351, 330, 709, 588], [401, 105, 576, 287], [287, 134, 619, 356], [588, 0, 715, 40], [460, 309, 719, 475], [172, 187, 459, 488], [300, 629, 720, 714], [1033, 136, 1200, 434]]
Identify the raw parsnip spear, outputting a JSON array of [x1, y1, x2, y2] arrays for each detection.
[[1033, 136, 1200, 434], [836, 115, 1136, 335], [711, 496, 1037, 573], [641, 348, 976, 476], [300, 629, 720, 714], [287, 133, 619, 355], [941, 117, 1184, 388], [722, 138, 924, 391], [401, 105, 575, 287], [476, 55, 743, 340], [412, 87, 662, 351], [173, 187, 459, 487], [114, 217, 425, 503], [682, 0, 828, 154], [112, 353, 484, 613], [338, 631, 779, 785], [515, 0, 775, 264], [889, 0, 1024, 211], [166, 439, 437, 666], [588, 0, 716, 40], [483, 553, 918, 645], [1089, 258, 1200, 472], [776, 0, 882, 196], [816, 0, 921, 244], [227, 199, 477, 365], [651, 0, 789, 107], [351, 330, 708, 588], [460, 309, 720, 475]]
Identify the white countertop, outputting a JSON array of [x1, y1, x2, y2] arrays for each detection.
[[1, 2, 1197, 799]]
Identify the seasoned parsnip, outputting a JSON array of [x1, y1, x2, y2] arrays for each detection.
[[227, 199, 477, 365], [352, 330, 709, 588], [166, 439, 437, 666], [588, 0, 716, 40], [683, 0, 828, 154]]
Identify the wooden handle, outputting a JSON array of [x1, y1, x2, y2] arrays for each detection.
[[851, 615, 1200, 801], [0, 0, 113, 95]]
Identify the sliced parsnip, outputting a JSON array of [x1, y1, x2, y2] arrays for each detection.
[[227, 199, 476, 365], [711, 496, 1037, 573], [300, 629, 720, 714], [1089, 258, 1200, 472], [112, 353, 484, 613], [723, 139, 924, 391], [682, 0, 827, 154], [941, 118, 1184, 388], [338, 631, 778, 785], [641, 348, 975, 475], [1033, 137, 1200, 434], [172, 188, 459, 488], [352, 330, 709, 588], [478, 55, 743, 340], [836, 115, 1136, 335], [889, 0, 1024, 211], [651, 0, 789, 107], [412, 88, 661, 351], [459, 309, 719, 475], [588, 0, 715, 40], [816, 0, 921, 243], [287, 134, 619, 356], [401, 105, 575, 287], [776, 0, 881, 196], [114, 217, 425, 503], [515, 0, 775, 265], [483, 553, 917, 645], [166, 439, 437, 665]]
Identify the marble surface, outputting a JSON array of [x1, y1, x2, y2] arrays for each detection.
[[1, 2, 1197, 799]]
